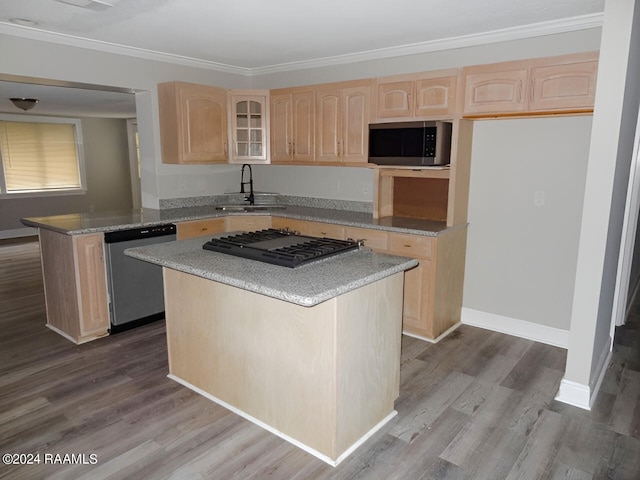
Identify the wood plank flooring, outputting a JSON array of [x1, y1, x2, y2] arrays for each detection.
[[1, 237, 639, 479]]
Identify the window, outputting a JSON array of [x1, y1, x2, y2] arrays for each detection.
[[0, 115, 86, 196]]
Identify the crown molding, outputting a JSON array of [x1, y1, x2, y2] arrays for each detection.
[[254, 13, 604, 75], [1, 12, 603, 77], [0, 22, 251, 76]]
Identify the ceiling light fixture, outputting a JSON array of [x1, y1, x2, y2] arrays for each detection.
[[10, 98, 39, 112], [53, 0, 114, 11], [8, 18, 40, 27]]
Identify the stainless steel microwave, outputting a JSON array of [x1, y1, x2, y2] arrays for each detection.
[[368, 121, 452, 166]]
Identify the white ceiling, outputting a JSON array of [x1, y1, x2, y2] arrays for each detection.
[[1, 0, 604, 72], [0, 0, 605, 117]]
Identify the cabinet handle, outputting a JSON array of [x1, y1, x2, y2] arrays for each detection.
[[517, 83, 522, 103], [292, 142, 296, 155], [224, 141, 228, 154]]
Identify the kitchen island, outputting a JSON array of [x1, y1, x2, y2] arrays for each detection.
[[125, 237, 417, 465]]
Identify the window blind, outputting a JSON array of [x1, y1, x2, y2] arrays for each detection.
[[0, 120, 82, 192]]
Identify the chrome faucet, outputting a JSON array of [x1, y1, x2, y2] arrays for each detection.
[[240, 164, 255, 205]]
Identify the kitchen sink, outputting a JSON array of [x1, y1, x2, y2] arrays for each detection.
[[215, 205, 287, 212]]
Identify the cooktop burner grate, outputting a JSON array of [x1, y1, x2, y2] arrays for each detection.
[[202, 228, 360, 268]]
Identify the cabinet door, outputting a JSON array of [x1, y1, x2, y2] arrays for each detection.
[[229, 93, 269, 163], [463, 68, 528, 115], [415, 76, 457, 117], [376, 80, 414, 118], [315, 89, 342, 162], [292, 91, 315, 162], [342, 85, 370, 164], [401, 261, 432, 336], [270, 93, 293, 162], [178, 84, 228, 163], [529, 60, 598, 112], [74, 234, 109, 337], [177, 218, 225, 240]]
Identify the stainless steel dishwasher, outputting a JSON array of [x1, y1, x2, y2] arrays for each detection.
[[104, 224, 176, 332]]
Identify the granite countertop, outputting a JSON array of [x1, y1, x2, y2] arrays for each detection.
[[21, 204, 451, 237], [124, 237, 419, 307]]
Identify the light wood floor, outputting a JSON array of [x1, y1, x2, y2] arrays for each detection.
[[1, 238, 639, 480]]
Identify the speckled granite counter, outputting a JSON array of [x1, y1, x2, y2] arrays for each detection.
[[21, 204, 450, 237], [124, 236, 418, 307]]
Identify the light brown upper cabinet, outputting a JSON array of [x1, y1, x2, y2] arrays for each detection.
[[375, 70, 459, 120], [528, 57, 598, 112], [158, 81, 228, 164], [462, 67, 528, 116], [462, 52, 598, 117], [229, 91, 270, 164], [270, 88, 315, 163], [315, 80, 372, 164]]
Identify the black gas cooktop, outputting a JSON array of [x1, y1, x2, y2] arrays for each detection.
[[202, 228, 360, 268]]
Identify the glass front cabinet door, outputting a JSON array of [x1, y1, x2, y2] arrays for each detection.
[[229, 91, 270, 163]]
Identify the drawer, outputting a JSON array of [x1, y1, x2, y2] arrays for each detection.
[[345, 227, 388, 251], [271, 217, 309, 235], [177, 218, 225, 240], [225, 216, 272, 233], [387, 233, 432, 258], [306, 222, 346, 240]]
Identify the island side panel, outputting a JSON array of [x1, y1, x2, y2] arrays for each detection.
[[335, 272, 404, 456], [162, 268, 339, 459], [39, 228, 81, 341]]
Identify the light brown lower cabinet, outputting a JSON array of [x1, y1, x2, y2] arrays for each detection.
[[38, 215, 464, 345], [177, 215, 272, 240], [39, 229, 110, 344], [306, 221, 346, 240], [268, 217, 467, 341], [224, 216, 272, 233], [271, 217, 309, 234], [176, 218, 225, 240]]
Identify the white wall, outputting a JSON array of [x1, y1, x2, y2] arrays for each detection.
[[0, 33, 251, 208], [559, 0, 640, 409], [464, 117, 592, 332]]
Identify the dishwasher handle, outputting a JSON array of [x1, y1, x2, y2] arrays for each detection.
[[104, 224, 176, 243]]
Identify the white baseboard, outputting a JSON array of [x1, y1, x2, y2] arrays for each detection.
[[402, 322, 461, 344], [554, 336, 612, 411], [555, 379, 592, 410], [167, 374, 397, 467], [461, 307, 570, 349]]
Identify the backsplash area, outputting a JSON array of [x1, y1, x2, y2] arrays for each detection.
[[159, 194, 373, 213]]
